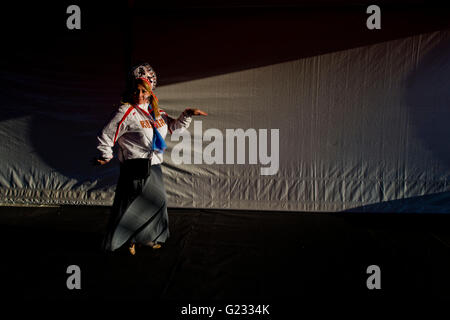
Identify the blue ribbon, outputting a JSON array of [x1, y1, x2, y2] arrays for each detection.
[[150, 111, 167, 153]]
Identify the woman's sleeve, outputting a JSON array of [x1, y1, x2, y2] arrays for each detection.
[[161, 109, 193, 134], [96, 105, 132, 160]]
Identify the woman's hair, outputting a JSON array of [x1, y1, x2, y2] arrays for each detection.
[[121, 78, 160, 117]]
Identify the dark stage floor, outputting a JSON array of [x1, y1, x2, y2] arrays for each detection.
[[0, 205, 449, 312]]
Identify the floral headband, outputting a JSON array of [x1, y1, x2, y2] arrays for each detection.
[[131, 62, 157, 91]]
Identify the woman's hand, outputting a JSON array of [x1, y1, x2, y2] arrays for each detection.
[[185, 108, 208, 116], [97, 159, 110, 165], [91, 157, 110, 166]]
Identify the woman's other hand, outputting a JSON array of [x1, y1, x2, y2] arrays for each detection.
[[185, 108, 208, 116], [91, 157, 110, 166]]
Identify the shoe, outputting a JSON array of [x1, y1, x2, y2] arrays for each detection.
[[129, 243, 136, 255], [146, 241, 162, 249]]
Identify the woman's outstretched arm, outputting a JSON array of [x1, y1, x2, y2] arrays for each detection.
[[161, 108, 208, 134]]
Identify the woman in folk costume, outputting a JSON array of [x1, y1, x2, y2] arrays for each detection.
[[95, 63, 207, 255]]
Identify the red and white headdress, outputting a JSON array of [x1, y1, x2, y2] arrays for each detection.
[[131, 62, 157, 91]]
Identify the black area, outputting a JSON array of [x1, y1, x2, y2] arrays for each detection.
[[2, 1, 450, 82], [0, 205, 449, 312], [131, 2, 450, 86]]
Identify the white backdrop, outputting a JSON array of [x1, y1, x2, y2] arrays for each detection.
[[1, 29, 450, 212]]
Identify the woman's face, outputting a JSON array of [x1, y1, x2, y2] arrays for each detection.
[[134, 84, 151, 105]]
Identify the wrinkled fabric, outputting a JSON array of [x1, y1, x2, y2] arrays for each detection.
[[1, 30, 450, 213]]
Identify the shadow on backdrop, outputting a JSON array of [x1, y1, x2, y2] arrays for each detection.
[[406, 37, 450, 169], [344, 191, 450, 214]]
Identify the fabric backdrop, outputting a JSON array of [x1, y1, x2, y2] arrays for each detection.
[[1, 12, 450, 212]]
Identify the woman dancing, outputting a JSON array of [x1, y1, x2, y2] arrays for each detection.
[[95, 63, 207, 255]]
